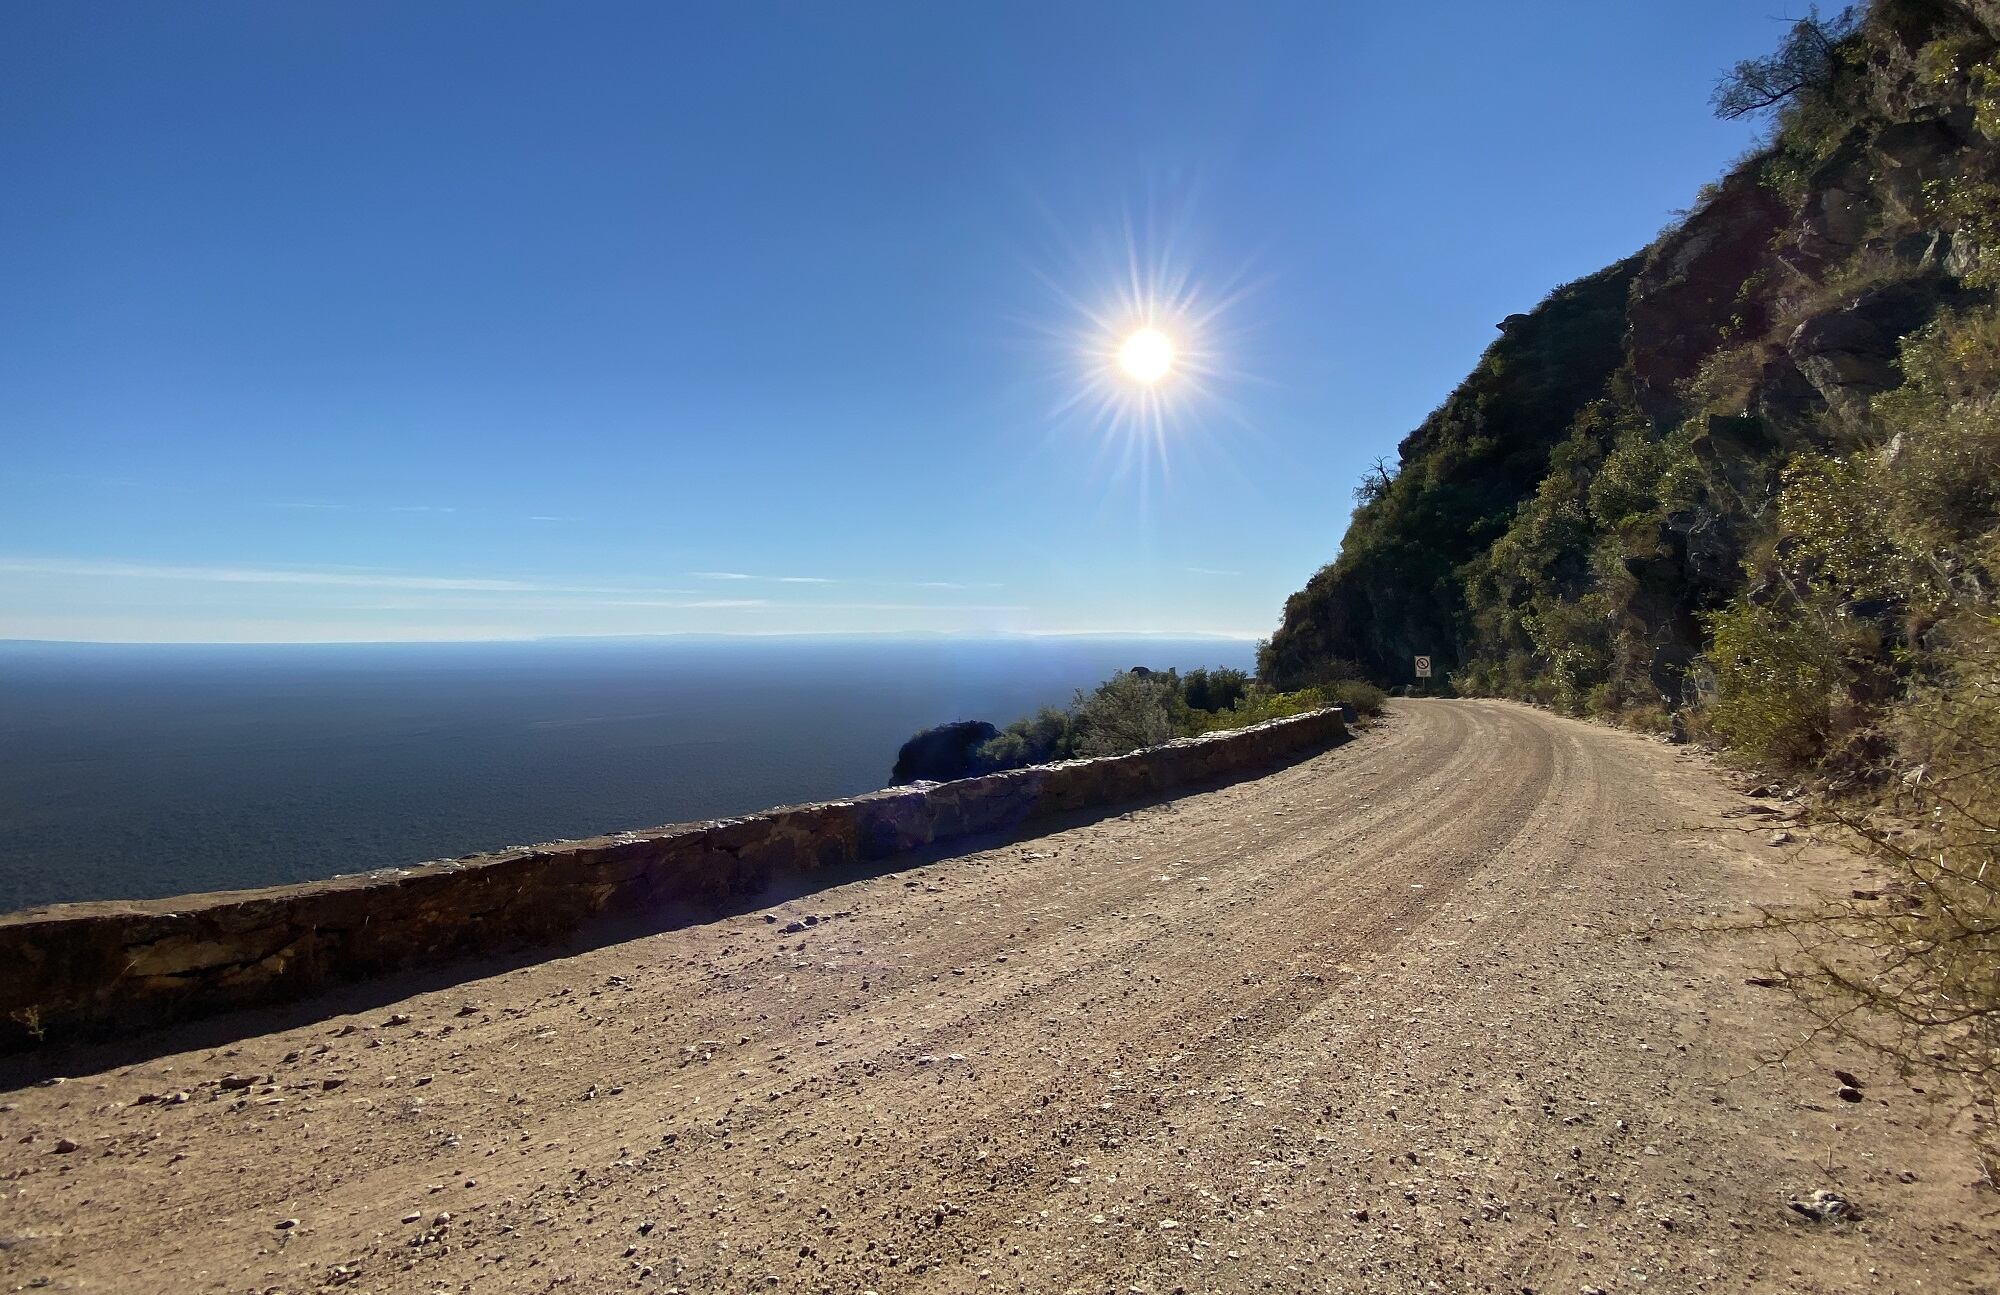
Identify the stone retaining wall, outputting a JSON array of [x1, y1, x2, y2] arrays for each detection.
[[0, 709, 1346, 1049]]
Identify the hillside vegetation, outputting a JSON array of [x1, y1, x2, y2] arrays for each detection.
[[1267, 0, 1999, 1096], [891, 666, 1381, 784]]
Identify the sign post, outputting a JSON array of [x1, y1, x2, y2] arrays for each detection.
[[1413, 654, 1432, 694]]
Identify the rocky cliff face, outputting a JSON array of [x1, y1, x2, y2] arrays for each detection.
[[1259, 258, 1640, 688], [1624, 172, 1791, 423], [1264, 0, 2000, 721]]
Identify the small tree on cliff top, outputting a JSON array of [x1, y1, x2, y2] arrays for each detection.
[[1710, 7, 1858, 120]]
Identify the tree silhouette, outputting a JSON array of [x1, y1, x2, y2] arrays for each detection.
[[1710, 8, 1856, 120]]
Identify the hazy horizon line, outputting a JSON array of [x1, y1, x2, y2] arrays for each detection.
[[0, 628, 1265, 648]]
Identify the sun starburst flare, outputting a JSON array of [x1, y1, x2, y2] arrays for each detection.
[[1026, 207, 1256, 492], [1117, 326, 1175, 384]]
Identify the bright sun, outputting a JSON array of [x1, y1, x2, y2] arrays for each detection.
[[1117, 326, 1175, 384]]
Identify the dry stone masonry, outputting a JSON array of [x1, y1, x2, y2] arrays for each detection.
[[0, 708, 1345, 1049]]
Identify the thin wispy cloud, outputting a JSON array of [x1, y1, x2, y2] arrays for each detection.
[[0, 557, 687, 597], [338, 597, 1020, 614], [694, 572, 1002, 591], [339, 597, 774, 612], [0, 558, 1037, 646], [0, 557, 1009, 603], [1024, 627, 1261, 640], [604, 598, 771, 609], [1185, 566, 1242, 577], [692, 571, 838, 584], [780, 600, 1028, 613]]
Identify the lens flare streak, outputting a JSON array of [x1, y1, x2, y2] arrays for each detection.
[[1029, 210, 1256, 494]]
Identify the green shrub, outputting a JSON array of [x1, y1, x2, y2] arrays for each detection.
[[975, 705, 1075, 770], [1775, 454, 1904, 601], [935, 663, 1330, 777], [1781, 294, 2000, 1120], [1873, 306, 2000, 554], [1681, 341, 1770, 416], [1521, 593, 1617, 713], [1767, 609, 2000, 1103], [1180, 666, 1251, 714], [1193, 686, 1328, 732], [1071, 671, 1184, 757], [1696, 449, 1915, 768], [1320, 679, 1387, 714], [1702, 597, 1849, 768], [1587, 422, 1697, 529]]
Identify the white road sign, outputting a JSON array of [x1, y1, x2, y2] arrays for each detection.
[[1414, 655, 1433, 679]]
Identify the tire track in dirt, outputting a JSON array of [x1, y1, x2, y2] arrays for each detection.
[[3, 701, 1994, 1294]]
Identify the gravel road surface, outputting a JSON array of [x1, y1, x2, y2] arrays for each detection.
[[3, 700, 1994, 1293]]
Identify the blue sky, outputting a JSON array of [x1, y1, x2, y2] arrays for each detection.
[[0, 2, 1778, 642]]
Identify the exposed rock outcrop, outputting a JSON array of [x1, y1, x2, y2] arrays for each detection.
[[1626, 174, 1790, 420], [1788, 277, 1960, 424], [891, 719, 1000, 784]]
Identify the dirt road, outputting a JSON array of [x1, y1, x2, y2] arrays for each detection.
[[3, 700, 1994, 1293]]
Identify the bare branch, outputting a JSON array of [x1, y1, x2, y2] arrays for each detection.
[[1710, 8, 1857, 121]]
